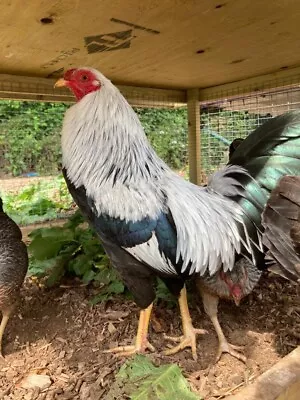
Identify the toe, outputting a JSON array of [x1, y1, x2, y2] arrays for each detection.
[[103, 345, 135, 354], [230, 344, 244, 351], [194, 328, 208, 335], [215, 342, 246, 363], [163, 334, 184, 343]]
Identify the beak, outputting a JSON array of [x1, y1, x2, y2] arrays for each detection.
[[54, 78, 67, 88], [233, 297, 241, 307]]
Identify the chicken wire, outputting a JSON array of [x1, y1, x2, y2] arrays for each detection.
[[2, 79, 300, 226], [200, 84, 300, 180]]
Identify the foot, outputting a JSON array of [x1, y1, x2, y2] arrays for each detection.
[[216, 340, 246, 363], [164, 325, 207, 361], [103, 339, 155, 357]]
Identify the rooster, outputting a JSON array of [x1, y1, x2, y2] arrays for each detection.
[[55, 68, 300, 361], [0, 198, 28, 356]]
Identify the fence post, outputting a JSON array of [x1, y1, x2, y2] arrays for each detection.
[[187, 88, 201, 185]]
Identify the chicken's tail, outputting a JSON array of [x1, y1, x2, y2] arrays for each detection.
[[262, 175, 300, 282]]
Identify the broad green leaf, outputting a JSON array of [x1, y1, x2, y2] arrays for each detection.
[[29, 237, 66, 260], [28, 258, 57, 277], [104, 355, 200, 400], [82, 269, 96, 283], [28, 228, 75, 260], [69, 255, 92, 276], [107, 280, 125, 294], [45, 256, 68, 287]]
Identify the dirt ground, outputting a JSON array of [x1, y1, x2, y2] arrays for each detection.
[[0, 176, 55, 195], [0, 273, 299, 400], [1, 177, 299, 399]]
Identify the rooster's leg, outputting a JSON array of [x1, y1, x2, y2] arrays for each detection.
[[0, 310, 11, 358], [200, 288, 246, 363], [103, 303, 155, 357], [164, 286, 207, 361]]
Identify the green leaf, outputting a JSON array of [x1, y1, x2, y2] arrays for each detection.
[[155, 278, 177, 308], [63, 210, 85, 229], [28, 198, 56, 216], [69, 254, 92, 276], [82, 237, 103, 256], [91, 278, 125, 304], [106, 280, 125, 295], [28, 258, 58, 277], [28, 228, 75, 260], [104, 355, 200, 400], [45, 256, 68, 287], [29, 237, 65, 260], [82, 269, 96, 283]]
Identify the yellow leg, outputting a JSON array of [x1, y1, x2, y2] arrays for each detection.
[[164, 286, 207, 361], [200, 288, 246, 363], [103, 303, 155, 357], [0, 312, 11, 358]]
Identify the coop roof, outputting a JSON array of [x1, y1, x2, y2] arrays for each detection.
[[1, 0, 300, 103]]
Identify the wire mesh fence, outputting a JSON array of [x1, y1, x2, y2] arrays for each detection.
[[200, 83, 300, 179], [2, 79, 300, 227]]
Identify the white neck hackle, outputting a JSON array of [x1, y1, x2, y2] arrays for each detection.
[[61, 69, 169, 221]]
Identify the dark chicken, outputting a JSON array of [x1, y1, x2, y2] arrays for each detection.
[[55, 68, 300, 361], [262, 175, 300, 281], [0, 198, 28, 356], [228, 138, 244, 159]]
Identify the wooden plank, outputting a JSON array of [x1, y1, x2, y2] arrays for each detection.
[[0, 74, 186, 106], [227, 346, 300, 400], [276, 381, 300, 400], [187, 89, 201, 185], [1, 1, 300, 89]]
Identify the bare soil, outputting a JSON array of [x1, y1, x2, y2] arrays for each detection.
[[0, 274, 299, 400], [0, 176, 55, 195], [1, 176, 299, 399]]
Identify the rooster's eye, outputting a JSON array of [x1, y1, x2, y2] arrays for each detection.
[[81, 75, 88, 81]]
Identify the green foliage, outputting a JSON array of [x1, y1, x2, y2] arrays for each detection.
[[135, 108, 188, 170], [2, 175, 74, 225], [0, 101, 189, 176], [0, 100, 268, 180], [0, 100, 67, 176], [155, 279, 177, 308], [104, 355, 200, 400], [28, 210, 125, 298]]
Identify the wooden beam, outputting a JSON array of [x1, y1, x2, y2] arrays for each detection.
[[226, 346, 300, 400], [0, 74, 186, 107], [199, 66, 300, 103], [187, 88, 202, 185]]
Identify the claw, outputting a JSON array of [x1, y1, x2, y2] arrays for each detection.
[[163, 287, 207, 361], [198, 288, 247, 364], [164, 328, 207, 361], [0, 312, 10, 359], [103, 304, 154, 358], [216, 341, 246, 363], [103, 340, 155, 357]]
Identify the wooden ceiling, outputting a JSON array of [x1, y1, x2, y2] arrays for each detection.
[[1, 0, 300, 91]]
